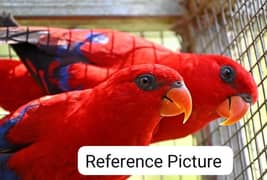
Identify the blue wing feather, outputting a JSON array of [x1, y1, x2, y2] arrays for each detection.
[[0, 154, 19, 180], [0, 104, 39, 152], [0, 104, 39, 179]]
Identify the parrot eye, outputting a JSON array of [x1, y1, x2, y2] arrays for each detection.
[[135, 74, 158, 91], [220, 66, 235, 83]]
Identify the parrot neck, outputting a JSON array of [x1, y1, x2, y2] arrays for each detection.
[[68, 88, 162, 146]]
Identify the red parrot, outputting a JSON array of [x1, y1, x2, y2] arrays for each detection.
[[0, 64, 192, 180], [0, 26, 258, 142]]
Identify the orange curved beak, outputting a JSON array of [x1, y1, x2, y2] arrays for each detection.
[[216, 96, 250, 126], [160, 86, 192, 124]]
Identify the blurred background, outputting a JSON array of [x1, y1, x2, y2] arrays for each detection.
[[0, 0, 266, 180]]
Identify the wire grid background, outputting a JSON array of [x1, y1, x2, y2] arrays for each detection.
[[0, 0, 266, 180], [191, 0, 267, 180]]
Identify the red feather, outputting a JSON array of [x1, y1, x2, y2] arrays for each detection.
[[0, 59, 45, 111]]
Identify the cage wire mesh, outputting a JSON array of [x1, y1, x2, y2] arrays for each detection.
[[0, 0, 266, 180], [185, 0, 267, 180]]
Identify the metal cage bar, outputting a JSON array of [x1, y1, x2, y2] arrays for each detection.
[[190, 0, 267, 180]]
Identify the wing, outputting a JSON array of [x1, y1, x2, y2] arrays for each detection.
[[0, 27, 111, 93], [0, 25, 173, 94], [0, 104, 40, 152], [0, 26, 93, 93], [0, 89, 87, 153]]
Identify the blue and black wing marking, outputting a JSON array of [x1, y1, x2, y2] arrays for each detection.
[[0, 153, 19, 180], [0, 104, 39, 152], [0, 104, 39, 180]]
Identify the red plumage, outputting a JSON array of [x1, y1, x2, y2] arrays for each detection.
[[0, 27, 258, 142], [0, 59, 44, 111]]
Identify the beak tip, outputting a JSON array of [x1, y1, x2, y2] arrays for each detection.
[[219, 121, 230, 126], [182, 110, 192, 125], [182, 118, 188, 124], [217, 96, 250, 126], [219, 117, 241, 126]]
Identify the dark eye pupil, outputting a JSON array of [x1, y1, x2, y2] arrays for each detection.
[[141, 77, 149, 85], [223, 69, 231, 77], [220, 66, 235, 83]]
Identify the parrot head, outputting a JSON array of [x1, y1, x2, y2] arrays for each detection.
[[184, 54, 258, 126], [212, 55, 258, 125], [152, 53, 258, 141], [93, 64, 192, 144]]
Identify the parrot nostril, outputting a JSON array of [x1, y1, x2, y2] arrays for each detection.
[[172, 81, 183, 88], [163, 95, 173, 103], [240, 94, 252, 103]]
